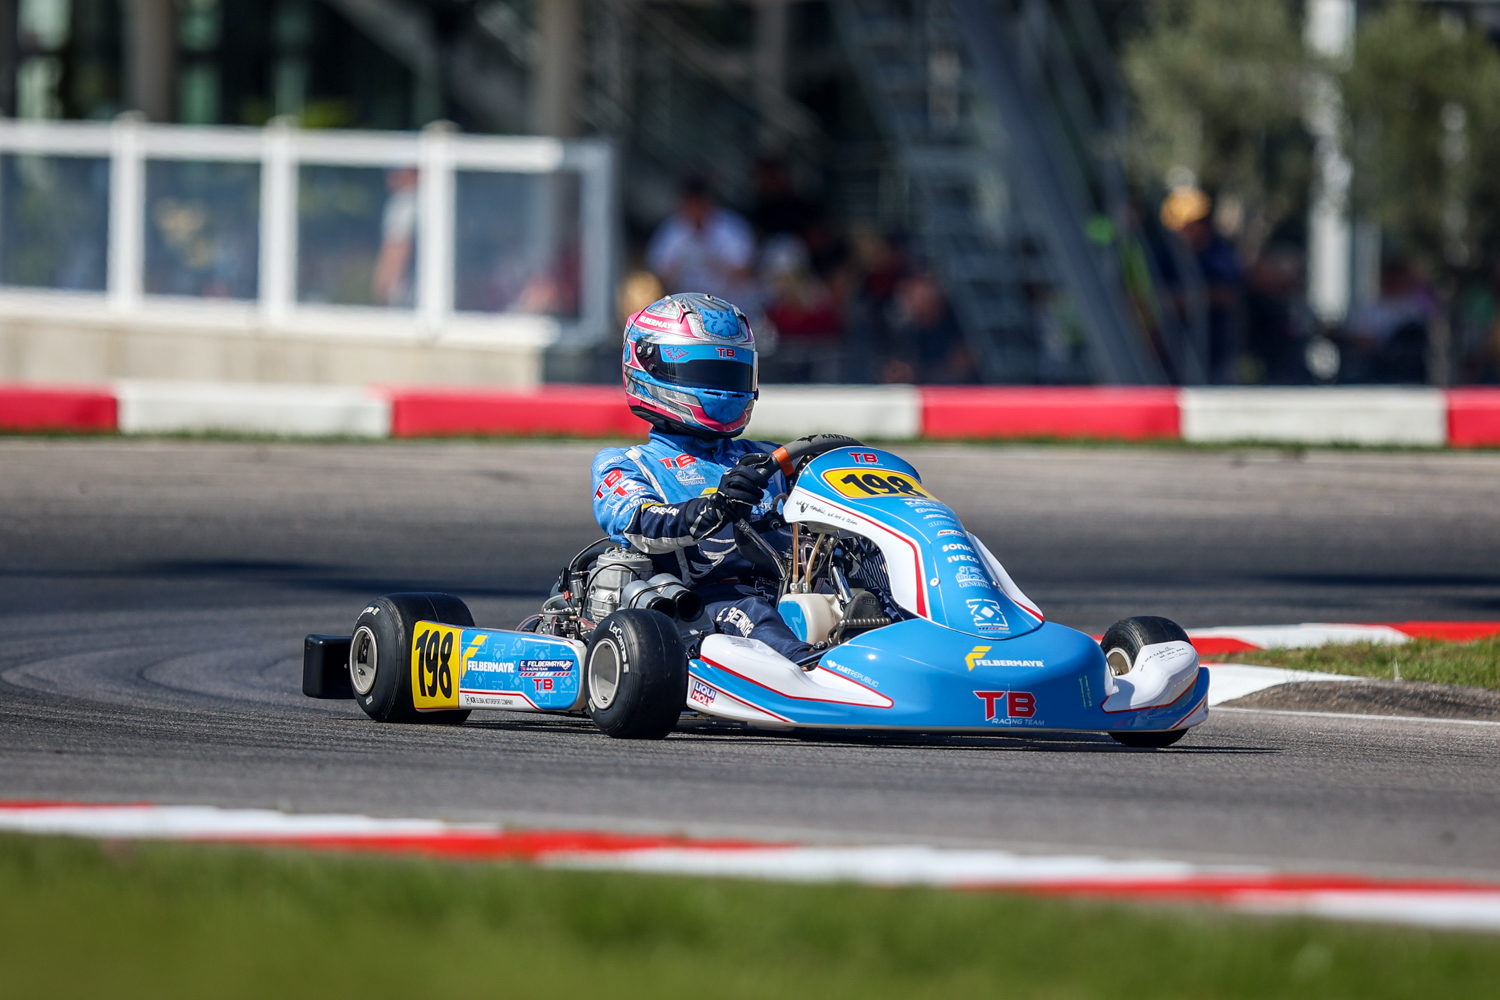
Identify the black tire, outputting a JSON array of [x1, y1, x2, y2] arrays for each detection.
[[1100, 616, 1192, 749], [1111, 729, 1188, 748], [585, 609, 687, 739], [350, 592, 473, 725]]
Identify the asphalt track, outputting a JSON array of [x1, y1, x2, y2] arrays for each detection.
[[2, 439, 1499, 880]]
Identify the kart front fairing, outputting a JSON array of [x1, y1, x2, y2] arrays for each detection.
[[685, 447, 1210, 734]]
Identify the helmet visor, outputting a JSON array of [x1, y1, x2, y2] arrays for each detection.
[[644, 357, 756, 393]]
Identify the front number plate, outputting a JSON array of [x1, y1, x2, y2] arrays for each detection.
[[410, 622, 463, 711]]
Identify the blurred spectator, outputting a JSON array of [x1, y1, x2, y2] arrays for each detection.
[[1033, 284, 1086, 384], [760, 235, 844, 382], [751, 158, 815, 239], [839, 229, 909, 382], [1347, 259, 1435, 383], [1162, 186, 1243, 384], [751, 157, 848, 281], [646, 175, 757, 307], [1244, 249, 1312, 384], [373, 167, 418, 308], [618, 269, 666, 325], [885, 272, 974, 384], [512, 240, 581, 317]]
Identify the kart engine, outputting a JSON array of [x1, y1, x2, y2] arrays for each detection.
[[583, 548, 703, 624]]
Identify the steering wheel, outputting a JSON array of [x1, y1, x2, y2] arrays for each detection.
[[768, 434, 865, 486], [730, 435, 864, 581]]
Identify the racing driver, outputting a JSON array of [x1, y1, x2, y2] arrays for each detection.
[[592, 292, 812, 662]]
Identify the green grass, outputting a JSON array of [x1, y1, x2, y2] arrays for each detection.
[[1210, 635, 1500, 690], [1, 834, 1498, 998]]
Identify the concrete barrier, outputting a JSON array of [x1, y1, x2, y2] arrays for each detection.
[[390, 386, 650, 438], [0, 383, 116, 432], [1181, 387, 1448, 446], [4, 381, 1498, 447], [746, 384, 921, 441], [921, 386, 1179, 441], [114, 381, 391, 437], [1448, 388, 1500, 448]]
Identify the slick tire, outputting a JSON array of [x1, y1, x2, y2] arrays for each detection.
[[585, 609, 688, 740], [350, 592, 473, 725], [1101, 615, 1190, 749]]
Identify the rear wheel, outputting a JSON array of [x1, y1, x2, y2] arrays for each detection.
[[350, 592, 473, 725], [585, 610, 687, 739], [1101, 616, 1191, 749]]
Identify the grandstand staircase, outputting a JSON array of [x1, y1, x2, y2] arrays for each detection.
[[836, 0, 1196, 383]]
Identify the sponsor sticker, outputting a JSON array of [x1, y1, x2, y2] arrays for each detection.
[[717, 607, 756, 637], [461, 692, 533, 709], [518, 659, 573, 677], [791, 498, 859, 528], [954, 566, 990, 589], [937, 529, 965, 537], [689, 679, 717, 708], [466, 658, 517, 674], [966, 598, 1011, 633], [595, 468, 643, 501], [974, 689, 1039, 723], [822, 659, 879, 688], [965, 644, 1043, 670]]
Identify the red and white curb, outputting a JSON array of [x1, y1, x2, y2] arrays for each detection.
[[3, 382, 1499, 447], [1080, 620, 1500, 706], [2, 802, 1498, 932], [1186, 620, 1500, 656]]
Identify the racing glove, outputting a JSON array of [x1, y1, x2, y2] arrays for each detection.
[[708, 453, 777, 525], [627, 454, 778, 548]]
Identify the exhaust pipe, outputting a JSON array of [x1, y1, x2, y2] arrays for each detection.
[[621, 574, 703, 621]]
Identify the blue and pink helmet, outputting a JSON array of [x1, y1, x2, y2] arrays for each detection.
[[622, 293, 758, 438]]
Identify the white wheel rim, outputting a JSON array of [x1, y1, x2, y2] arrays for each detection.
[[350, 625, 378, 695], [589, 639, 622, 710], [1105, 646, 1132, 677]]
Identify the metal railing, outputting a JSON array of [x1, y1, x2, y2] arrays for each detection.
[[0, 116, 616, 349]]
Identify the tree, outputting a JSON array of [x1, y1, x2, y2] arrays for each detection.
[[1121, 0, 1312, 261], [1342, 1, 1500, 274]]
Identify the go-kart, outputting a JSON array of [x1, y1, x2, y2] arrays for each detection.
[[304, 435, 1208, 747]]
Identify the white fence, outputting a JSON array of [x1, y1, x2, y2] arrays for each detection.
[[0, 116, 615, 350]]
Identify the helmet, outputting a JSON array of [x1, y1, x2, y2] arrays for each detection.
[[622, 292, 758, 438]]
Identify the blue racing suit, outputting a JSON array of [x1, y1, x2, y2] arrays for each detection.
[[592, 429, 812, 661]]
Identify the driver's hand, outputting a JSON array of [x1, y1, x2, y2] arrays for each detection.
[[713, 453, 775, 523]]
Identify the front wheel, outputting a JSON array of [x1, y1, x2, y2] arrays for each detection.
[[1110, 729, 1187, 748], [585, 609, 687, 739], [350, 592, 473, 725], [1102, 615, 1193, 749]]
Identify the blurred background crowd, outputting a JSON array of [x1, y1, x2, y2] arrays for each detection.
[[4, 0, 1500, 387]]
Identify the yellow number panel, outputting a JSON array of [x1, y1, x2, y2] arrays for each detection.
[[820, 467, 933, 501], [410, 621, 464, 710]]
